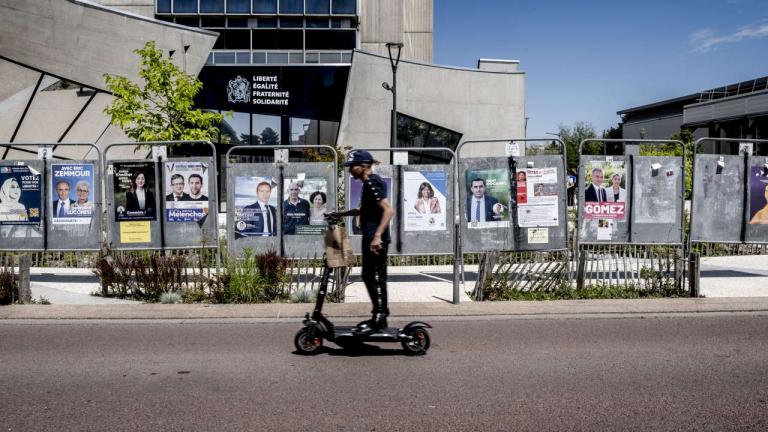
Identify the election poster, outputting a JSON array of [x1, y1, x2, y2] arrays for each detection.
[[516, 167, 559, 227], [283, 176, 328, 235], [583, 160, 628, 222], [633, 163, 676, 224], [402, 171, 447, 232], [233, 175, 278, 238], [348, 176, 392, 236], [51, 163, 94, 225], [164, 162, 209, 223], [748, 165, 768, 225], [113, 162, 157, 222], [0, 165, 41, 225], [465, 168, 510, 229]]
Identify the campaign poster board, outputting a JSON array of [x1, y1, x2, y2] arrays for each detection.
[[465, 168, 510, 229], [50, 163, 94, 225], [516, 167, 559, 228], [402, 171, 447, 232], [690, 155, 744, 243], [0, 165, 41, 225], [348, 175, 393, 236], [233, 175, 278, 238], [631, 157, 683, 244], [163, 161, 210, 223], [748, 164, 768, 225], [113, 162, 157, 222], [579, 159, 629, 242], [283, 176, 328, 235]]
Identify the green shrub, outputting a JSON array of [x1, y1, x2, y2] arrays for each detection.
[[0, 266, 18, 305]]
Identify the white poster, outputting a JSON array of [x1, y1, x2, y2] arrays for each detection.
[[517, 167, 559, 227], [403, 171, 447, 231]]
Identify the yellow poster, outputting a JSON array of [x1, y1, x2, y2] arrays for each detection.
[[120, 221, 152, 243]]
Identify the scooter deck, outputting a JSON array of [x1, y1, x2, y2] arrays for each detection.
[[332, 326, 401, 342]]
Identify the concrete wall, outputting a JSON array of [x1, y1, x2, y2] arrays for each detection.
[[337, 50, 525, 158], [93, 0, 155, 17], [0, 0, 217, 92], [359, 0, 433, 63]]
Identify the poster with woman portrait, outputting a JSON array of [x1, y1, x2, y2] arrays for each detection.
[[283, 176, 328, 235], [164, 162, 209, 223], [465, 168, 510, 229], [348, 176, 392, 236], [402, 171, 447, 231], [113, 162, 157, 222], [748, 165, 768, 225], [0, 165, 41, 225], [233, 176, 278, 238], [51, 163, 94, 225]]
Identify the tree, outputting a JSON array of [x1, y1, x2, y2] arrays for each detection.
[[558, 121, 598, 171], [103, 41, 223, 145], [259, 127, 280, 146]]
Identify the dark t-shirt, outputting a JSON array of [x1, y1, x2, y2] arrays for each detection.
[[359, 174, 390, 242], [283, 198, 310, 234]]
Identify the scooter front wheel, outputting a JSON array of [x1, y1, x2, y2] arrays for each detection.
[[401, 328, 430, 355], [294, 327, 323, 354]]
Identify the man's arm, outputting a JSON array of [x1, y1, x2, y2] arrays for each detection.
[[369, 198, 394, 253]]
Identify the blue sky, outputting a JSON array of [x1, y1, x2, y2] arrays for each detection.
[[434, 0, 768, 138]]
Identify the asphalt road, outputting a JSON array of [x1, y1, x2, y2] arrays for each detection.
[[2, 314, 767, 431]]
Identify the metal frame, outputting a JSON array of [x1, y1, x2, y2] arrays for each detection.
[[226, 144, 339, 257], [454, 138, 568, 303], [102, 141, 221, 272], [0, 142, 102, 252], [344, 147, 459, 303]]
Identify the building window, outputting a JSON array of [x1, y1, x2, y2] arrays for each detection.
[[256, 18, 277, 27], [305, 30, 355, 50], [330, 18, 353, 28], [331, 0, 356, 14], [253, 0, 277, 13], [200, 0, 225, 13], [227, 0, 251, 13], [306, 0, 330, 14], [306, 18, 329, 28], [201, 17, 226, 27], [291, 117, 312, 145], [279, 0, 303, 14], [224, 30, 251, 49], [252, 29, 303, 49], [157, 0, 171, 13], [173, 0, 197, 13], [279, 18, 304, 28], [396, 113, 462, 164], [252, 114, 282, 145], [227, 17, 249, 27], [175, 17, 200, 27]]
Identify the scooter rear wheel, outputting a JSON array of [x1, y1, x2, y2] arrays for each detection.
[[401, 328, 430, 355], [294, 328, 323, 354]]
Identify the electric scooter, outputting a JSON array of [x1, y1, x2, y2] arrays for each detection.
[[294, 217, 432, 355]]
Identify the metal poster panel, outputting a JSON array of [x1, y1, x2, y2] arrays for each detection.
[[459, 158, 514, 253], [514, 156, 568, 251], [113, 161, 158, 222], [283, 162, 336, 258], [283, 176, 326, 236], [745, 157, 768, 243], [690, 155, 744, 243], [164, 161, 210, 223], [0, 164, 41, 225], [162, 158, 218, 249], [50, 163, 94, 225], [578, 156, 631, 243], [234, 175, 278, 237], [400, 165, 454, 255], [402, 170, 448, 232], [631, 157, 684, 244], [47, 161, 101, 251]]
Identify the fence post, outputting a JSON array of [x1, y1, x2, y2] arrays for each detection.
[[689, 251, 700, 297], [18, 254, 32, 303], [576, 249, 586, 290]]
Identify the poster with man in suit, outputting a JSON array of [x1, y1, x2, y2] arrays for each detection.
[[234, 176, 277, 237], [465, 168, 509, 229], [51, 163, 94, 225]]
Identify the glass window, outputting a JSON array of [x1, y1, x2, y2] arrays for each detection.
[[214, 52, 236, 64], [331, 0, 355, 14], [289, 53, 304, 63], [305, 52, 319, 63], [330, 17, 352, 28], [173, 0, 197, 13], [236, 52, 252, 64], [200, 0, 225, 13], [206, 53, 214, 64], [228, 18, 248, 27], [279, 18, 303, 28], [318, 52, 341, 63], [279, 0, 303, 13], [157, 0, 171, 13], [257, 18, 278, 27], [175, 17, 200, 27], [201, 17, 226, 27], [267, 52, 289, 63], [252, 115, 281, 145], [227, 0, 251, 13], [306, 18, 329, 28], [157, 16, 174, 23], [396, 113, 462, 164], [305, 30, 355, 50], [252, 29, 278, 49], [341, 52, 352, 63], [222, 112, 251, 145], [306, 0, 330, 14], [291, 118, 312, 145], [253, 0, 277, 13], [223, 30, 251, 49], [252, 52, 267, 63]]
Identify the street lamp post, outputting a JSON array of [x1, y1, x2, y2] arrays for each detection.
[[383, 42, 404, 149]]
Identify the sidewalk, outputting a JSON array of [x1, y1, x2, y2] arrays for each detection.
[[3, 297, 768, 320]]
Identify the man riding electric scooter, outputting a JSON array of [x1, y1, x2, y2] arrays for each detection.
[[328, 150, 394, 335]]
